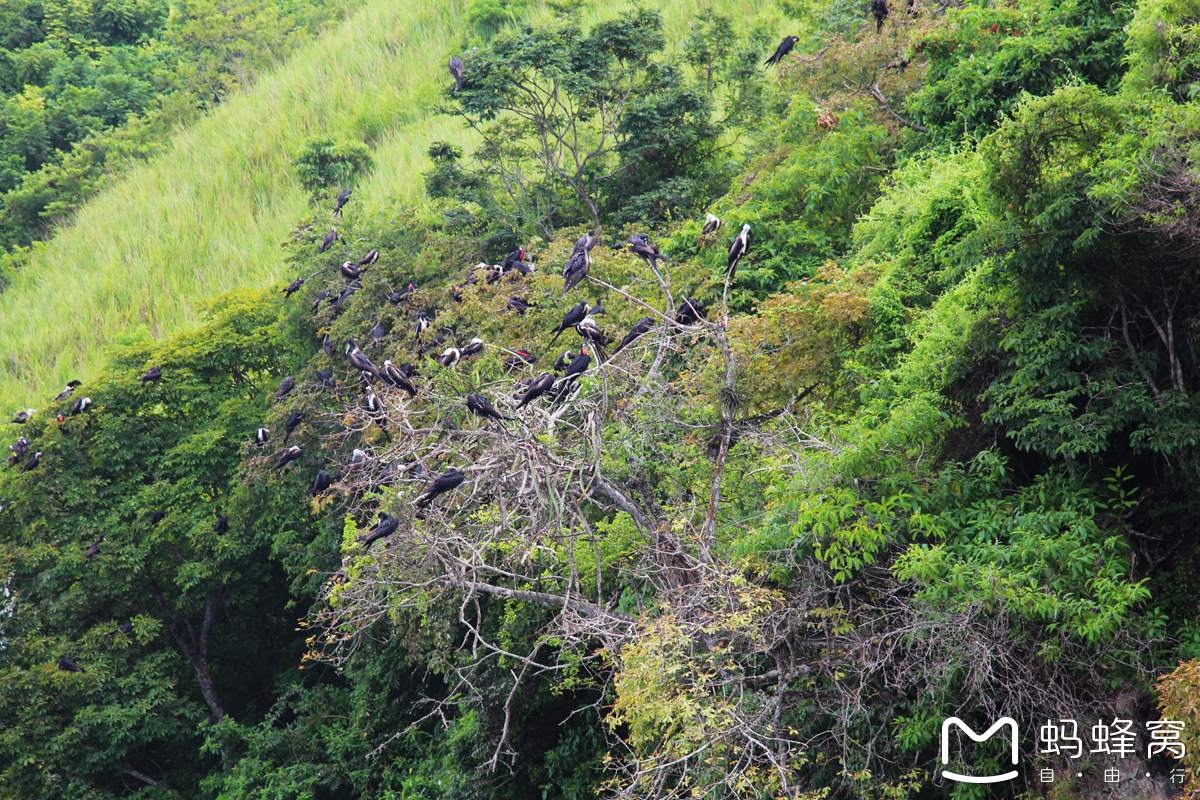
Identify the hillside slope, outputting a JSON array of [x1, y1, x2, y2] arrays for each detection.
[[0, 0, 789, 411]]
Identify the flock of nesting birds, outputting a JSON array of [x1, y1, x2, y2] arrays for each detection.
[[5, 205, 750, 551]]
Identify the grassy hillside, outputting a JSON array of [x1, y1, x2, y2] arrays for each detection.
[[0, 0, 788, 411]]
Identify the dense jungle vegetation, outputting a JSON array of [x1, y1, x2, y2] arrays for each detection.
[[3, 0, 1200, 797]]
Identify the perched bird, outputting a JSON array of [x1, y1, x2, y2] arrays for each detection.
[[22, 451, 41, 473], [311, 468, 335, 495], [323, 334, 336, 358], [872, 0, 888, 30], [364, 385, 386, 416], [551, 301, 589, 343], [461, 338, 485, 359], [315, 369, 335, 388], [282, 278, 305, 297], [340, 261, 365, 280], [553, 350, 575, 373], [346, 340, 382, 381], [514, 372, 555, 410], [727, 223, 751, 279], [84, 536, 105, 558], [414, 468, 466, 509], [416, 312, 431, 337], [560, 248, 591, 296], [418, 334, 446, 358], [676, 297, 703, 326], [359, 249, 380, 266], [255, 428, 270, 447], [765, 35, 799, 66], [398, 363, 419, 378], [310, 290, 330, 312], [507, 296, 531, 314], [10, 436, 29, 456], [275, 445, 303, 469], [614, 317, 654, 354], [148, 510, 166, 526], [443, 415, 458, 431], [559, 347, 591, 382], [10, 409, 34, 424], [372, 320, 387, 345], [501, 246, 525, 269], [333, 188, 351, 216], [436, 346, 462, 368], [575, 317, 609, 359], [467, 393, 510, 422], [276, 376, 295, 401], [319, 227, 337, 253], [213, 514, 229, 534], [701, 213, 722, 236], [387, 283, 416, 306], [54, 380, 82, 401], [573, 231, 597, 253], [138, 366, 162, 383], [628, 233, 666, 267], [284, 410, 304, 444], [589, 300, 606, 316], [382, 361, 417, 397], [345, 448, 368, 472], [448, 55, 465, 93], [358, 513, 399, 550], [58, 657, 85, 673], [503, 351, 536, 371]]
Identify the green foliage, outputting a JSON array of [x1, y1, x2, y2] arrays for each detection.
[[905, 0, 1133, 139], [292, 135, 373, 197]]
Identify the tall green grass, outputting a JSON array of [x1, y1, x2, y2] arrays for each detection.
[[0, 0, 791, 409]]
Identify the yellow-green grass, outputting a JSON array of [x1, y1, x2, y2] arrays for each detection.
[[0, 0, 793, 410]]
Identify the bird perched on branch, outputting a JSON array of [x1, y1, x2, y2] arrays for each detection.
[[467, 393, 510, 423], [319, 227, 337, 253], [358, 513, 399, 550], [576, 317, 609, 360], [282, 278, 304, 298], [727, 224, 750, 279], [138, 367, 162, 383], [701, 213, 722, 237], [561, 235, 594, 296], [436, 346, 462, 368], [284, 410, 304, 444], [615, 317, 654, 354], [872, 0, 888, 31], [276, 376, 295, 401], [70, 397, 92, 416], [213, 514, 228, 534], [85, 536, 105, 558], [559, 347, 591, 382], [514, 372, 555, 410], [628, 233, 667, 267], [551, 301, 588, 343], [382, 361, 417, 397], [461, 338, 485, 359], [275, 445, 303, 470], [414, 468, 466, 509], [22, 451, 41, 473], [765, 35, 799, 66], [345, 340, 382, 381], [58, 657, 85, 673], [10, 409, 34, 424], [333, 189, 351, 216], [359, 249, 380, 266], [553, 350, 575, 373], [507, 296, 531, 314], [255, 428, 270, 447], [310, 290, 330, 313], [54, 380, 82, 402], [676, 297, 703, 326], [311, 468, 335, 495], [448, 56, 465, 93], [340, 261, 366, 281]]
